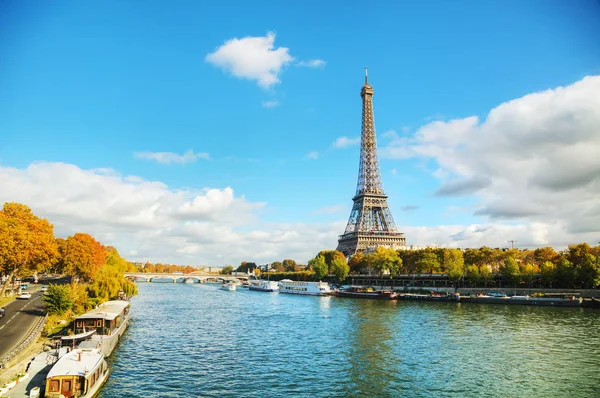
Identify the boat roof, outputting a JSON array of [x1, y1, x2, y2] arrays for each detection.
[[75, 300, 129, 321], [47, 349, 104, 378]]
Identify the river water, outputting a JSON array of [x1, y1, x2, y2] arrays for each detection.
[[99, 283, 600, 397]]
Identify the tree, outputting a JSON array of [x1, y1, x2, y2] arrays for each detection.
[[348, 252, 367, 274], [43, 284, 73, 315], [415, 251, 440, 274], [309, 255, 328, 280], [236, 262, 257, 273], [221, 265, 234, 275], [441, 249, 464, 282], [331, 257, 350, 282], [0, 203, 58, 297], [270, 261, 284, 272], [540, 261, 556, 287], [520, 263, 539, 286], [60, 233, 106, 281], [370, 247, 402, 276], [465, 265, 481, 285], [282, 259, 299, 272], [500, 256, 520, 286], [534, 247, 560, 265], [317, 250, 346, 274]]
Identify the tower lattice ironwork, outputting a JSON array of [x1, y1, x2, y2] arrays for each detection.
[[336, 69, 406, 256]]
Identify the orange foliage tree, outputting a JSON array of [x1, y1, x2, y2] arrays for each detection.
[[60, 233, 106, 281], [0, 202, 58, 296]]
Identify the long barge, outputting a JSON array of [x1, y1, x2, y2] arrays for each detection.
[[73, 300, 130, 357], [335, 288, 398, 300]]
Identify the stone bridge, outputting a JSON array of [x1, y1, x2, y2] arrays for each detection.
[[124, 272, 249, 283]]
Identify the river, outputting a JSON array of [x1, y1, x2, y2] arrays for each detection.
[[99, 283, 600, 397]]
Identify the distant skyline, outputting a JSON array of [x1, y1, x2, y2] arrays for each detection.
[[1, 1, 599, 265]]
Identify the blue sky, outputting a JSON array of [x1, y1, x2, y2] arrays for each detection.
[[1, 1, 599, 265]]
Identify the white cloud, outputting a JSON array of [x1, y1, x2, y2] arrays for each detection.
[[305, 151, 319, 160], [0, 162, 342, 266], [383, 75, 600, 243], [205, 32, 293, 88], [261, 100, 279, 108], [332, 136, 360, 148], [134, 150, 209, 164], [297, 59, 326, 68]]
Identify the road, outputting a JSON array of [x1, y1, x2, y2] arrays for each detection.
[[0, 290, 46, 359]]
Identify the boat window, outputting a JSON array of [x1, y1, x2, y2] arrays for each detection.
[[62, 379, 72, 395], [91, 373, 96, 387], [50, 379, 60, 392], [96, 320, 102, 327]]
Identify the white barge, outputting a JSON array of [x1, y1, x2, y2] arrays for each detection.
[[278, 280, 331, 296], [249, 280, 279, 292], [44, 342, 109, 398], [73, 300, 130, 357]]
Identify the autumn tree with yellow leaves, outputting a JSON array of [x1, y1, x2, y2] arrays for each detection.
[[0, 202, 58, 297]]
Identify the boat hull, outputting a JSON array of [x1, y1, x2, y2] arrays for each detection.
[[336, 291, 397, 300], [249, 286, 278, 292]]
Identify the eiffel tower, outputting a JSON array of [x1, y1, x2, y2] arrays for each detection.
[[336, 69, 406, 256]]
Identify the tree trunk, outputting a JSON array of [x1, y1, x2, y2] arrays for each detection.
[[0, 270, 16, 298]]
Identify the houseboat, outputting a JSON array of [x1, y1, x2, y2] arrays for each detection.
[[249, 279, 279, 292], [44, 342, 109, 398], [73, 300, 130, 357], [335, 287, 397, 300], [278, 280, 331, 296]]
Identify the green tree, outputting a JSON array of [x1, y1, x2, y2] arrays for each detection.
[[555, 256, 576, 288], [221, 265, 234, 275], [465, 265, 481, 285], [236, 262, 257, 273], [309, 255, 328, 280], [370, 247, 402, 276], [317, 250, 347, 274], [43, 284, 73, 315], [441, 249, 464, 282], [0, 203, 58, 297], [415, 251, 440, 274], [540, 261, 556, 287], [348, 252, 368, 274], [520, 263, 539, 286], [270, 261, 284, 272], [331, 257, 350, 282], [282, 259, 299, 272], [500, 256, 520, 286]]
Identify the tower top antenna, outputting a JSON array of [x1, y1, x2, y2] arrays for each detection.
[[365, 67, 368, 84]]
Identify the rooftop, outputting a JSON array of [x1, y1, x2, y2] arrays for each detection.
[[75, 300, 129, 321], [47, 349, 104, 378]]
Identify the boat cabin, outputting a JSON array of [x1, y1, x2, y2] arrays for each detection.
[[73, 301, 130, 337], [45, 343, 108, 398]]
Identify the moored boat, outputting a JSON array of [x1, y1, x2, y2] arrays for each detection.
[[278, 280, 331, 296], [220, 283, 236, 291], [45, 342, 109, 398], [73, 300, 130, 357], [400, 293, 460, 302], [336, 287, 397, 300], [249, 280, 279, 292]]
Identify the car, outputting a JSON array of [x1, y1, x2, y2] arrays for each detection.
[[40, 286, 48, 292], [18, 292, 32, 300]]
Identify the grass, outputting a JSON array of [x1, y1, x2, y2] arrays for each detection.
[[0, 295, 15, 307]]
